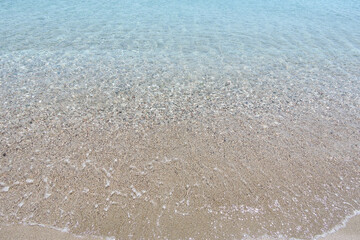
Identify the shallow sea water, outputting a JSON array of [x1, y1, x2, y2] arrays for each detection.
[[0, 0, 360, 239]]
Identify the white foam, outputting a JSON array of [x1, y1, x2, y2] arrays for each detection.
[[174, 209, 189, 216], [102, 168, 112, 178], [11, 222, 112, 240], [105, 179, 110, 188], [314, 210, 360, 240], [130, 185, 142, 198], [26, 179, 34, 183], [44, 193, 51, 199], [110, 190, 127, 197]]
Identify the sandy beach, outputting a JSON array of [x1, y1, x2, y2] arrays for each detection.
[[1, 215, 359, 239], [1, 0, 360, 239], [1, 54, 359, 239], [1, 55, 359, 238], [1, 105, 359, 239], [318, 215, 360, 240]]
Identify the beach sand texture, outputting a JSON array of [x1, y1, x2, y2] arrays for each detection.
[[1, 0, 360, 239], [0, 207, 359, 240], [1, 92, 359, 239]]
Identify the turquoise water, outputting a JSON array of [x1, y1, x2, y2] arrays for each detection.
[[1, 0, 360, 115], [1, 0, 360, 64], [1, 0, 360, 239]]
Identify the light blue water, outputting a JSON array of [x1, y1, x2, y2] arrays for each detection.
[[1, 0, 360, 101], [1, 0, 360, 63], [0, 0, 360, 62], [1, 1, 360, 239], [1, 0, 359, 116]]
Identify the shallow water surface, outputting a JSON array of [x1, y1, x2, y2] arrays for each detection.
[[0, 0, 360, 239]]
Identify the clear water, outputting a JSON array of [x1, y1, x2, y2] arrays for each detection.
[[1, 0, 360, 239], [1, 0, 360, 118], [1, 0, 360, 104], [1, 0, 360, 64]]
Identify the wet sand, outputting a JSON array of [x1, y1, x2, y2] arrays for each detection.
[[1, 215, 359, 240], [319, 215, 360, 240], [0, 224, 102, 240], [1, 0, 360, 238], [1, 108, 359, 239], [1, 53, 359, 239]]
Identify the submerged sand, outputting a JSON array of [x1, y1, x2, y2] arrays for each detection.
[[1, 107, 359, 239], [1, 53, 359, 239]]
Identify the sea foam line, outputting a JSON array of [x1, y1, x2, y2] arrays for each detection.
[[1, 222, 114, 240], [313, 209, 360, 240]]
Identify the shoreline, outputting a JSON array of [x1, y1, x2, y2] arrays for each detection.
[[1, 114, 359, 239], [1, 0, 360, 237], [317, 212, 360, 240], [1, 212, 359, 240]]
